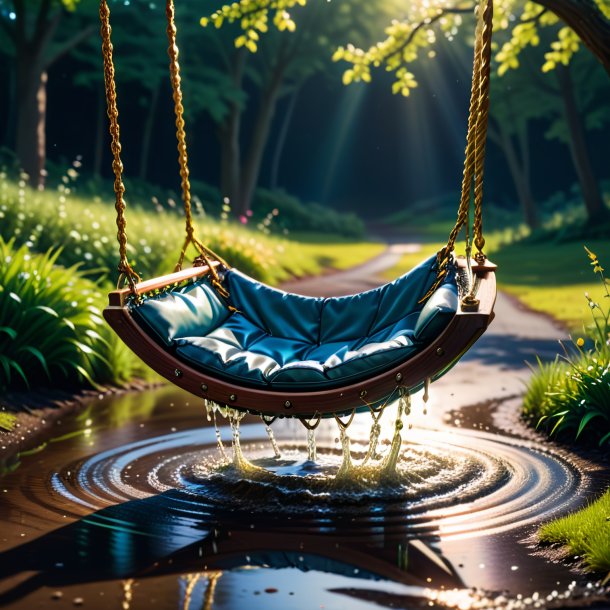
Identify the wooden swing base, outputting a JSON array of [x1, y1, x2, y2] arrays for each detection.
[[104, 258, 496, 419]]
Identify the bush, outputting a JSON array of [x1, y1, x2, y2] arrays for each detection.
[[0, 172, 285, 285], [523, 248, 610, 447], [0, 238, 106, 392], [252, 188, 365, 238]]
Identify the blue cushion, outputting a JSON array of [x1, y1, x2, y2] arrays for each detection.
[[414, 284, 459, 342], [132, 280, 230, 347], [132, 255, 458, 390], [227, 270, 323, 342]]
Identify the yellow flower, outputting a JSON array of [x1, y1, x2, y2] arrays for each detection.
[[576, 337, 585, 347]]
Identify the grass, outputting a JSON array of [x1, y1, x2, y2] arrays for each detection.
[[0, 411, 17, 432], [282, 232, 385, 272], [0, 238, 107, 392], [522, 249, 610, 448], [382, 223, 610, 331], [0, 173, 381, 287], [539, 489, 610, 574]]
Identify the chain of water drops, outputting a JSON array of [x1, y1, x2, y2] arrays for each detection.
[[203, 381, 432, 480]]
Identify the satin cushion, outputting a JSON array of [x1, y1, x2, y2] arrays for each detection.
[[414, 283, 459, 343], [131, 280, 230, 347], [135, 254, 458, 390], [227, 270, 323, 342]]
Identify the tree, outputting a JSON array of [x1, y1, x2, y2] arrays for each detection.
[[488, 73, 542, 229], [544, 55, 609, 221], [202, 0, 609, 222], [489, 44, 609, 225], [199, 0, 610, 93], [199, 0, 403, 218], [0, 0, 95, 187]]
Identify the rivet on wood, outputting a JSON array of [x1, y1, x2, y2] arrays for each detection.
[[230, 394, 237, 402], [284, 400, 293, 409], [436, 347, 445, 357], [201, 383, 208, 392], [395, 372, 403, 382], [174, 369, 183, 378]]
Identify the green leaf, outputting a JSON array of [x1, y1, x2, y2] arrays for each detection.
[[550, 415, 566, 437], [35, 305, 59, 318], [0, 327, 17, 340], [18, 346, 50, 379], [9, 360, 29, 388]]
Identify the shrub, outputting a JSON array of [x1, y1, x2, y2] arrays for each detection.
[[523, 248, 610, 447], [0, 172, 284, 284], [0, 238, 106, 392], [252, 188, 365, 237]]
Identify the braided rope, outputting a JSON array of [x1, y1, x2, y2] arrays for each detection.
[[99, 1, 140, 291], [419, 0, 493, 303], [165, 1, 229, 295], [472, 0, 494, 258]]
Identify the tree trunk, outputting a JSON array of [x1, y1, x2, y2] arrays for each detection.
[[489, 122, 539, 229], [138, 84, 160, 181], [237, 73, 285, 217], [218, 50, 246, 213], [537, 0, 610, 77], [556, 64, 607, 222], [219, 108, 242, 208], [93, 85, 106, 179], [270, 86, 300, 190], [15, 52, 47, 188]]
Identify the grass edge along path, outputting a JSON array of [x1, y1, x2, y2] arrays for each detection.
[[382, 238, 610, 333], [539, 488, 610, 576]]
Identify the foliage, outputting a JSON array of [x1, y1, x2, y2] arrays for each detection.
[[252, 188, 365, 237], [199, 0, 610, 97], [0, 237, 105, 392], [187, 180, 364, 237], [539, 488, 610, 573], [0, 170, 283, 285], [523, 248, 610, 447], [0, 411, 17, 432]]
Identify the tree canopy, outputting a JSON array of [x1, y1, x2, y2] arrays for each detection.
[[200, 0, 610, 91]]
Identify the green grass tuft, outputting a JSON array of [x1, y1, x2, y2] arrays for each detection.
[[539, 489, 610, 573], [0, 237, 108, 392], [0, 411, 17, 432]]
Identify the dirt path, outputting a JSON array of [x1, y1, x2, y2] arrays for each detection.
[[281, 243, 568, 412]]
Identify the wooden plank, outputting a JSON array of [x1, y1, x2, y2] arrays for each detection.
[[108, 262, 221, 307]]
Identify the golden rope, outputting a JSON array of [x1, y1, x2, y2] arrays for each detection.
[[165, 0, 230, 299], [472, 0, 494, 259], [419, 0, 493, 304], [99, 0, 141, 291]]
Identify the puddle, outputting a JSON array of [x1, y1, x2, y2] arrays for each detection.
[[0, 386, 607, 609]]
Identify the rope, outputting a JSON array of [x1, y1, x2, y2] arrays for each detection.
[[165, 0, 230, 299], [419, 0, 493, 303], [472, 0, 494, 259], [99, 1, 141, 291]]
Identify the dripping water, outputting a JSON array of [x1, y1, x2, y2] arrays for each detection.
[[307, 428, 317, 461], [264, 423, 282, 459]]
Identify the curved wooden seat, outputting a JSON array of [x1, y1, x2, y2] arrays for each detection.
[[104, 258, 496, 419]]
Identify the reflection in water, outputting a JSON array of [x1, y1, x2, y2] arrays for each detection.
[[0, 386, 605, 609], [180, 572, 222, 610]]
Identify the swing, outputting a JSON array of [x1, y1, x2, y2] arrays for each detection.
[[99, 0, 496, 419]]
